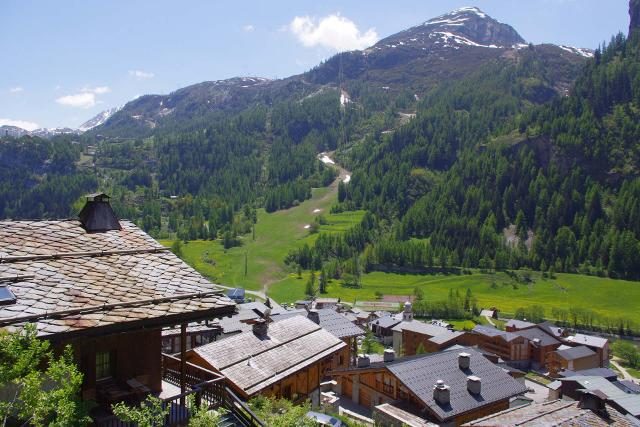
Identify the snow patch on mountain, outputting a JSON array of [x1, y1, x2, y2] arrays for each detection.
[[79, 106, 122, 131]]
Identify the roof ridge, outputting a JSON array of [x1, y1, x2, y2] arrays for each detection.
[[0, 247, 167, 263], [512, 401, 577, 426], [214, 317, 324, 370]]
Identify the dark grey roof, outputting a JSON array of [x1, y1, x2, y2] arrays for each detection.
[[559, 368, 618, 380], [505, 319, 535, 329], [472, 325, 520, 342], [615, 380, 640, 394], [392, 320, 449, 337], [516, 327, 560, 346], [371, 315, 402, 329], [555, 345, 596, 361], [428, 331, 464, 345], [386, 348, 528, 422], [537, 321, 565, 338]]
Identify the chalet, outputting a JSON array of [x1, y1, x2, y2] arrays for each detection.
[[273, 308, 364, 367], [330, 348, 528, 426], [471, 325, 530, 367], [536, 320, 567, 339], [370, 315, 402, 345], [0, 194, 252, 426], [547, 346, 600, 376], [463, 398, 637, 426], [186, 315, 347, 406], [565, 333, 610, 367], [515, 327, 561, 368]]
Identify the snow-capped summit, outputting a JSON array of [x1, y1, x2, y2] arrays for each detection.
[[79, 106, 121, 132]]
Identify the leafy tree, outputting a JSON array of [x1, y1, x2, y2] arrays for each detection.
[[415, 342, 426, 355], [249, 396, 316, 427], [612, 340, 640, 368], [305, 271, 316, 298], [0, 325, 90, 427], [361, 329, 376, 354], [187, 395, 226, 427], [170, 239, 184, 258], [112, 396, 168, 427]]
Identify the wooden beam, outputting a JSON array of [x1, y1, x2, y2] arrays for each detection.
[[180, 323, 187, 406]]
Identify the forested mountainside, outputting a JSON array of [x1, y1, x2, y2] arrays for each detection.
[[299, 12, 640, 280], [4, 5, 636, 279]]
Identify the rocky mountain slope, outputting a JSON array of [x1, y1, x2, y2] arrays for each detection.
[[91, 6, 592, 138]]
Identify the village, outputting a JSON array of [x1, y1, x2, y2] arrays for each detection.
[[1, 194, 638, 426]]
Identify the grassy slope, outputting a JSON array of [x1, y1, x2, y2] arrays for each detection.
[[161, 185, 364, 292], [163, 171, 640, 325]]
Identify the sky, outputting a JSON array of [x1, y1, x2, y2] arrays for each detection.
[[0, 0, 631, 129]]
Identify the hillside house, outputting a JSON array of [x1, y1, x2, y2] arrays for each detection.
[[555, 376, 640, 420], [515, 327, 561, 368], [547, 346, 600, 376], [471, 325, 530, 367], [0, 194, 244, 425], [370, 315, 402, 345], [504, 319, 536, 332], [186, 315, 347, 406], [330, 348, 528, 426], [565, 333, 610, 367]]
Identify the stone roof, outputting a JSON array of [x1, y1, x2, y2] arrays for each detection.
[[370, 315, 402, 329], [428, 330, 464, 345], [559, 368, 618, 380], [272, 308, 364, 339], [555, 346, 597, 361], [0, 220, 234, 337], [463, 399, 636, 426], [386, 349, 528, 422], [191, 315, 345, 396], [537, 321, 565, 338]]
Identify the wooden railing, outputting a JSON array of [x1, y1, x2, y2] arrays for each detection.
[[94, 354, 265, 427]]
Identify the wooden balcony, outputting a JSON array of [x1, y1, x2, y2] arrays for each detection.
[[94, 354, 265, 427]]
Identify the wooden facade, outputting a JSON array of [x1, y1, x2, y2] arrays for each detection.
[[332, 366, 511, 426]]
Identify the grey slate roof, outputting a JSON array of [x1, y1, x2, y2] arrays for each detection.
[[392, 320, 449, 337], [371, 315, 402, 330], [472, 325, 521, 342], [537, 321, 565, 338], [463, 399, 637, 426], [560, 376, 640, 417], [428, 330, 464, 345], [559, 368, 617, 380], [0, 220, 234, 337], [386, 348, 528, 422], [505, 319, 535, 330], [555, 345, 596, 361], [192, 315, 345, 396], [567, 334, 609, 349], [516, 327, 560, 346]]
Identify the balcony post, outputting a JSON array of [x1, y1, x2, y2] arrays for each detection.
[[180, 323, 187, 406]]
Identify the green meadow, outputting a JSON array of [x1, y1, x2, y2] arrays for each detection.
[[163, 174, 640, 327]]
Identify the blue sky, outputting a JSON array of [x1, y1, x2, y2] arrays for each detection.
[[0, 0, 630, 129]]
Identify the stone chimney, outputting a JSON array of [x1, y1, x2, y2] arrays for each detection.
[[252, 318, 268, 338], [467, 376, 481, 395], [307, 309, 320, 325], [433, 380, 450, 405], [356, 354, 370, 368], [383, 349, 395, 362], [403, 301, 413, 321], [78, 193, 121, 232], [458, 352, 471, 370]]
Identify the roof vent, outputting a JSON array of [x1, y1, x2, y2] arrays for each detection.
[[458, 352, 471, 369], [467, 375, 481, 395], [433, 380, 450, 405], [383, 349, 395, 362], [78, 193, 121, 233], [357, 354, 370, 368]]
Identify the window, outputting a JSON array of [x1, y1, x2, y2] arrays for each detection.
[[96, 351, 113, 380]]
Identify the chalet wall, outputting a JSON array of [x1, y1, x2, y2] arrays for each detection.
[[60, 328, 162, 394]]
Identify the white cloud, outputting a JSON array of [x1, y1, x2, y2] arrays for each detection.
[[56, 92, 96, 109], [288, 14, 378, 52], [129, 69, 154, 80], [82, 86, 111, 95], [243, 24, 255, 32], [0, 118, 40, 131], [8, 86, 23, 93]]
